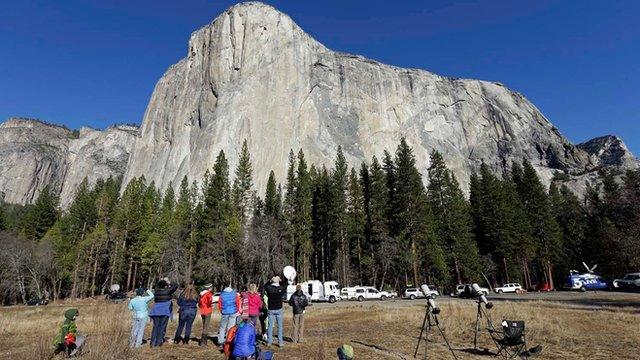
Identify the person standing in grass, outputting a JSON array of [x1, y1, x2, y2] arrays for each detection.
[[264, 276, 287, 347], [258, 290, 269, 340], [198, 283, 214, 346], [149, 277, 178, 347], [128, 288, 154, 348], [173, 284, 198, 344], [217, 285, 241, 348], [242, 283, 263, 327], [288, 284, 309, 343]]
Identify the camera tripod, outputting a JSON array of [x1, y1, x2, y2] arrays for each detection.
[[473, 300, 495, 352], [413, 304, 458, 359]]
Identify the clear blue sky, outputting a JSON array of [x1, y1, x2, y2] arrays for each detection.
[[1, 0, 638, 154]]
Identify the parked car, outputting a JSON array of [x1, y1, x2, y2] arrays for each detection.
[[531, 282, 552, 292], [353, 286, 393, 301], [494, 283, 523, 294], [404, 285, 440, 299], [613, 273, 640, 291], [341, 287, 357, 300], [455, 284, 489, 298]]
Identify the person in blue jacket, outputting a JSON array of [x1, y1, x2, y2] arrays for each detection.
[[174, 284, 198, 344], [218, 286, 241, 348], [232, 319, 257, 359], [128, 288, 154, 348], [148, 277, 178, 347]]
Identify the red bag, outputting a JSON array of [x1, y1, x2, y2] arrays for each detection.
[[64, 332, 76, 347]]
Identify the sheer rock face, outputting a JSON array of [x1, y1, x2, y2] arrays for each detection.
[[1, 2, 636, 206], [0, 118, 138, 207], [123, 1, 606, 196]]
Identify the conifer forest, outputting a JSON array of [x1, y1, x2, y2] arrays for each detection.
[[1, 139, 638, 304]]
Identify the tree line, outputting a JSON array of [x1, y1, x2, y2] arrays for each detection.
[[1, 139, 638, 304]]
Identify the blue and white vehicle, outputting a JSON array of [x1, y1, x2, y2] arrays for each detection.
[[565, 263, 610, 291]]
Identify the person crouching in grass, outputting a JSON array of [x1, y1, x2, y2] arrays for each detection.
[[53, 308, 86, 357]]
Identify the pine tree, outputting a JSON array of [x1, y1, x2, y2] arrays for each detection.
[[427, 151, 481, 284], [111, 177, 146, 288], [294, 150, 313, 279], [175, 176, 197, 280], [21, 185, 59, 240], [346, 167, 365, 283], [518, 159, 562, 289], [470, 163, 532, 286], [393, 138, 430, 286], [139, 181, 162, 288], [382, 150, 398, 236], [331, 146, 349, 285], [264, 170, 280, 218], [64, 178, 99, 298], [232, 140, 254, 223], [550, 182, 586, 277], [283, 150, 297, 266], [311, 166, 333, 281]]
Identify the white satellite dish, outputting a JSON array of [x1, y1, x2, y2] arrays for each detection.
[[283, 266, 297, 284]]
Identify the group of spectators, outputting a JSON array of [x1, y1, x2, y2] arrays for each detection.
[[127, 275, 308, 358], [52, 275, 354, 359]]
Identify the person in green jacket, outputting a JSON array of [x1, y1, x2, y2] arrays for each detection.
[[53, 308, 86, 356]]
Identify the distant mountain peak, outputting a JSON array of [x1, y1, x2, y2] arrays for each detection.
[[578, 135, 637, 168]]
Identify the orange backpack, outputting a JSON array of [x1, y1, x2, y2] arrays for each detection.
[[223, 325, 238, 358]]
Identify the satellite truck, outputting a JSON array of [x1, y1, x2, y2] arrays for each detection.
[[282, 266, 342, 303], [564, 262, 610, 291]]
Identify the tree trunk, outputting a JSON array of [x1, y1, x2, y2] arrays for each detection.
[[546, 261, 555, 290], [186, 249, 194, 283], [453, 257, 462, 285], [132, 262, 138, 290], [126, 259, 134, 291], [91, 255, 99, 297], [503, 257, 510, 283], [411, 240, 419, 287]]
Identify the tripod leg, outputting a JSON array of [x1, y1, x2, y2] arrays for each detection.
[[474, 302, 481, 351], [414, 307, 429, 358], [434, 315, 459, 360]]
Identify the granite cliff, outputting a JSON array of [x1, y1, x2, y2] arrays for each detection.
[[0, 2, 636, 206]]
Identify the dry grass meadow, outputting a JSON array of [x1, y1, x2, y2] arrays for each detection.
[[1, 295, 639, 360]]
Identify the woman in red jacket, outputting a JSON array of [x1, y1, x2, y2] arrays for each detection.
[[198, 284, 214, 346], [242, 283, 263, 328]]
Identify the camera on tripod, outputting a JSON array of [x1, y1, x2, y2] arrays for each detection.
[[414, 285, 458, 359], [470, 283, 493, 309], [420, 285, 440, 314]]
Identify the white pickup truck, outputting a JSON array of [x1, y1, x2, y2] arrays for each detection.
[[352, 286, 394, 301]]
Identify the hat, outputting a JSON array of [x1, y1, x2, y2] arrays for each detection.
[[203, 283, 213, 290], [135, 288, 145, 296]]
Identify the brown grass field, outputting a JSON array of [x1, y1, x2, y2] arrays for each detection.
[[1, 294, 639, 360]]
